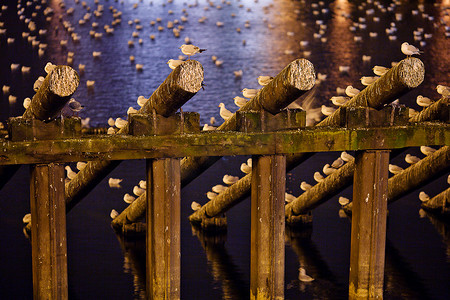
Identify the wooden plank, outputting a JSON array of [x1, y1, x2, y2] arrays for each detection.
[[0, 124, 448, 166], [30, 163, 68, 299], [349, 151, 389, 299], [250, 155, 286, 300], [146, 158, 181, 299]]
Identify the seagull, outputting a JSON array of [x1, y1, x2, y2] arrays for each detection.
[[23, 97, 31, 109], [234, 96, 249, 108], [338, 196, 350, 206], [314, 171, 324, 183], [416, 95, 433, 107], [247, 158, 252, 168], [110, 209, 119, 219], [137, 95, 147, 107], [330, 96, 349, 106], [131, 185, 145, 197], [257, 76, 273, 86], [68, 98, 83, 115], [76, 162, 87, 171], [65, 165, 77, 180], [341, 151, 354, 162], [212, 184, 228, 193], [23, 213, 31, 224], [323, 164, 337, 176], [405, 154, 420, 164], [339, 65, 350, 73], [167, 59, 184, 69], [331, 157, 344, 169], [202, 124, 216, 131], [321, 105, 336, 116], [240, 162, 252, 174], [218, 103, 233, 121], [420, 146, 436, 156], [179, 44, 206, 59], [191, 201, 202, 211], [299, 267, 314, 282], [373, 66, 389, 76], [223, 174, 239, 185], [115, 118, 127, 129], [207, 191, 218, 200], [127, 107, 139, 115], [44, 62, 55, 74], [345, 85, 360, 97], [242, 88, 259, 98], [300, 181, 312, 191], [401, 42, 421, 56], [123, 193, 136, 204], [360, 76, 380, 86], [210, 117, 216, 125], [107, 127, 116, 135], [436, 85, 450, 97], [388, 164, 404, 175], [419, 191, 430, 202], [233, 70, 243, 77], [409, 108, 418, 118], [108, 178, 123, 188], [285, 193, 296, 203], [107, 117, 115, 127], [139, 180, 146, 189]]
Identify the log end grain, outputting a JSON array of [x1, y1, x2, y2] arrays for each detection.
[[177, 60, 204, 93], [49, 65, 80, 97], [398, 57, 425, 88]]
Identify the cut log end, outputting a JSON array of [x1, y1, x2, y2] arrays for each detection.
[[289, 58, 316, 91], [49, 66, 80, 97], [398, 57, 424, 88], [177, 60, 204, 93]]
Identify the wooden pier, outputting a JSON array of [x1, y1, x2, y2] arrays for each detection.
[[0, 57, 449, 299]]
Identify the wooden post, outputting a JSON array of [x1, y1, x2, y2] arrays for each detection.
[[146, 158, 181, 299], [349, 150, 389, 299], [250, 154, 286, 300], [30, 163, 68, 299]]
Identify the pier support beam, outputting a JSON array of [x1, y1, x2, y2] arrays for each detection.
[[250, 155, 286, 300], [30, 163, 68, 299], [146, 158, 181, 299], [349, 150, 389, 299]]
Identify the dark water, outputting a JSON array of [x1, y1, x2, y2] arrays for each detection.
[[0, 0, 449, 299]]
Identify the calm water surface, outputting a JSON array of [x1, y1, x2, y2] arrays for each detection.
[[0, 0, 449, 299]]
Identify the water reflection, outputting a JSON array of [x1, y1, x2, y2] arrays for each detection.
[[420, 209, 450, 262], [191, 224, 249, 300], [285, 226, 346, 299]]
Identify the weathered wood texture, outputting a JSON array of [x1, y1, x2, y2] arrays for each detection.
[[0, 65, 79, 191], [409, 97, 449, 123], [343, 146, 450, 214], [187, 58, 425, 223], [65, 61, 203, 210], [146, 158, 181, 300], [23, 65, 80, 121], [421, 187, 450, 215], [30, 163, 68, 300], [349, 151, 389, 300], [181, 59, 315, 186], [250, 155, 286, 300]]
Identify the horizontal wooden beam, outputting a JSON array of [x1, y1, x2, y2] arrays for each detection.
[[0, 124, 448, 165]]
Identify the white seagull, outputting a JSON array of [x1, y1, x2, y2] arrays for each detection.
[[218, 103, 233, 121], [179, 44, 206, 58], [401, 42, 421, 56]]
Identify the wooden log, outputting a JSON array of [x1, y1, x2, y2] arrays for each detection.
[[349, 151, 389, 300], [187, 58, 425, 224], [421, 187, 450, 215], [409, 97, 449, 123], [30, 163, 68, 299], [65, 60, 203, 210], [250, 155, 286, 300], [181, 59, 315, 186], [0, 65, 79, 192], [146, 158, 181, 299]]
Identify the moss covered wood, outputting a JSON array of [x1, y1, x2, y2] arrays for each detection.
[[65, 61, 203, 210], [187, 58, 425, 223], [409, 97, 449, 123]]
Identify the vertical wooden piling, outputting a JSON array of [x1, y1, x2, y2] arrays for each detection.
[[30, 163, 68, 299], [146, 158, 181, 300], [349, 150, 389, 299], [250, 155, 286, 300]]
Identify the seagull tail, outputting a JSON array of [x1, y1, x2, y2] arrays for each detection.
[[199, 48, 207, 53]]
